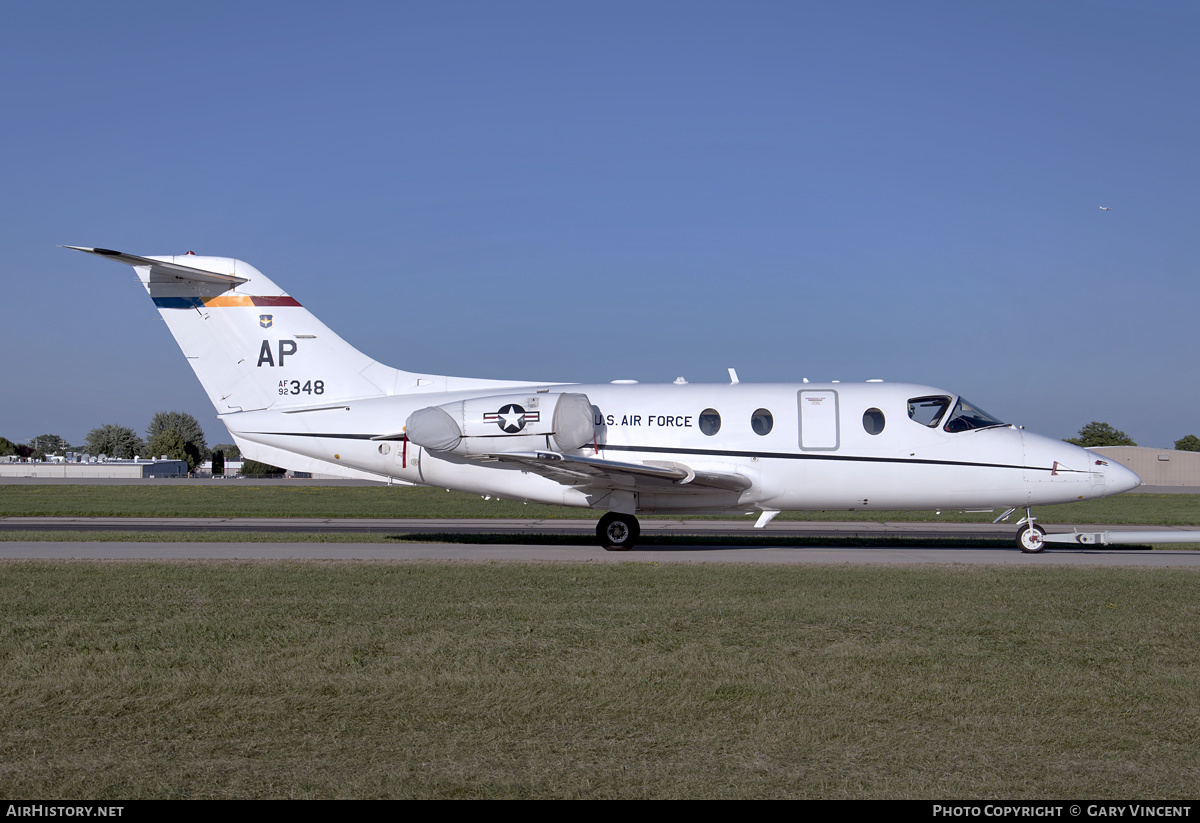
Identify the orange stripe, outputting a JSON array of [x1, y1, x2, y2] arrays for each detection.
[[203, 295, 256, 307]]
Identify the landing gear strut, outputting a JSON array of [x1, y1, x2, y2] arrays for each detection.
[[1016, 508, 1046, 553], [597, 512, 640, 551]]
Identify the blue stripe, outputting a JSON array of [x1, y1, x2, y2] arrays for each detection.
[[153, 297, 206, 309]]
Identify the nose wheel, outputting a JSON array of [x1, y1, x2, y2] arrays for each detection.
[[1016, 509, 1046, 553], [597, 512, 640, 551]]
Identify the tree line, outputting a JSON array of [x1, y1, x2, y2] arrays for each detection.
[[0, 411, 282, 475], [1063, 421, 1200, 451]]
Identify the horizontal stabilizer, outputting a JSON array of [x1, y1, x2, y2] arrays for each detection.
[[62, 246, 249, 286]]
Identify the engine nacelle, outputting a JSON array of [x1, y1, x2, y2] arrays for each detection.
[[405, 392, 594, 456]]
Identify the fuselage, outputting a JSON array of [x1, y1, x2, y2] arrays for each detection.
[[223, 379, 1141, 515]]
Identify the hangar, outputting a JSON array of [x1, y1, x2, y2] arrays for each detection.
[[1090, 447, 1200, 490], [0, 457, 188, 479]]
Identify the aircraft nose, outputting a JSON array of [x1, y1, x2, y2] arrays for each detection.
[[1105, 461, 1142, 495]]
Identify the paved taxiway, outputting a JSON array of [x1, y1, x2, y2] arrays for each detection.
[[1, 516, 1041, 538], [3, 541, 1200, 565], [10, 516, 1200, 540], [4, 518, 1200, 565]]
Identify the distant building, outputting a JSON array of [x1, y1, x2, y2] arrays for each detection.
[[196, 459, 245, 477], [1090, 446, 1200, 488], [195, 460, 336, 480], [0, 457, 188, 479]]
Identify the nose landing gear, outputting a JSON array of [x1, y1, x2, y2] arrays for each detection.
[[597, 512, 640, 551], [1016, 508, 1046, 553]]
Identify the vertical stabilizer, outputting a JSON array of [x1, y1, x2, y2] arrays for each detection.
[[66, 247, 402, 414]]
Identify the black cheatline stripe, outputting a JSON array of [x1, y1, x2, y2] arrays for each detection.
[[597, 443, 1082, 474], [255, 432, 377, 440], [247, 432, 1084, 475]]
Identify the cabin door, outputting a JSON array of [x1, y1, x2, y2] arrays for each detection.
[[798, 390, 839, 451]]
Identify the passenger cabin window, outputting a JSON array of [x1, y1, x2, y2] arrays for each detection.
[[908, 396, 952, 427], [699, 408, 721, 436], [863, 408, 885, 435], [751, 409, 773, 436], [943, 398, 1006, 433]]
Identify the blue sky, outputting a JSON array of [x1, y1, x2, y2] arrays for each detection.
[[4, 1, 1198, 448]]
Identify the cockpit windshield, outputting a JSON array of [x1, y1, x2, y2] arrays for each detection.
[[942, 397, 1006, 433], [908, 396, 952, 428]]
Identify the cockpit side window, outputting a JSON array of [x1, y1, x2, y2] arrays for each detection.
[[943, 398, 1006, 433], [907, 396, 951, 428]]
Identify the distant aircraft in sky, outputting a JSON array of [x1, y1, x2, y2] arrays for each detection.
[[67, 245, 1142, 553], [1099, 206, 1112, 210]]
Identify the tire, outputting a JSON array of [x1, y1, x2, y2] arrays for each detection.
[[597, 512, 640, 551], [1017, 523, 1046, 553]]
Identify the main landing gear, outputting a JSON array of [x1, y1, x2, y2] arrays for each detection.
[[1015, 508, 1046, 553], [597, 512, 640, 551]]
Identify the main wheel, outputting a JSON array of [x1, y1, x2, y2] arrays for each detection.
[[597, 512, 640, 551], [1017, 523, 1046, 553]]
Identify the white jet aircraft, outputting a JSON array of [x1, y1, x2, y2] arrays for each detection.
[[67, 246, 1141, 552]]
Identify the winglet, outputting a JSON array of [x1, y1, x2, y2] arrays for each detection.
[[61, 245, 249, 286]]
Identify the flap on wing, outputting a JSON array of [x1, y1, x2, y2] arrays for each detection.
[[63, 246, 249, 287], [488, 451, 752, 493]]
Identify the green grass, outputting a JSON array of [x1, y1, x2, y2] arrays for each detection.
[[1, 485, 1197, 524], [1, 562, 1198, 798], [0, 484, 558, 519]]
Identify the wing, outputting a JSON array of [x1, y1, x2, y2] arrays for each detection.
[[486, 450, 752, 494]]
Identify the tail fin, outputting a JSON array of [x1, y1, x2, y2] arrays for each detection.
[[66, 247, 404, 414]]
